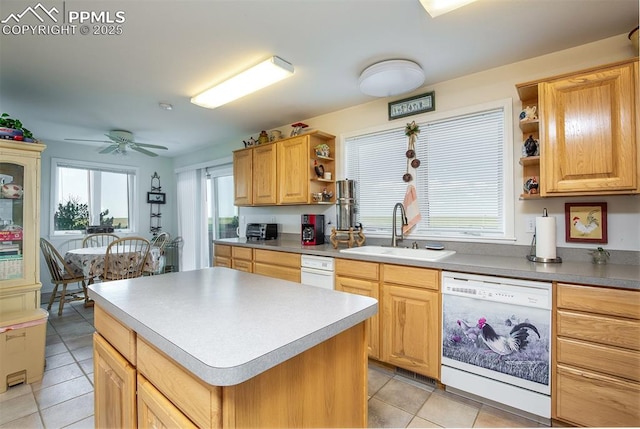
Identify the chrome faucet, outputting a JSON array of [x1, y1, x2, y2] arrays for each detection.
[[391, 203, 408, 247]]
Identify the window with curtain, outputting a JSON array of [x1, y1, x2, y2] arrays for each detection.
[[345, 99, 512, 240], [51, 158, 137, 235]]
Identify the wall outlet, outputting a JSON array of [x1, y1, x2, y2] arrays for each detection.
[[525, 216, 536, 233]]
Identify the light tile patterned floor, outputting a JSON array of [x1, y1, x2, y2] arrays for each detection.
[[1, 300, 549, 428]]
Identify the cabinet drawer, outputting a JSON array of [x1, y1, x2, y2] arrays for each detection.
[[137, 374, 198, 429], [335, 259, 379, 280], [231, 246, 253, 260], [557, 337, 640, 382], [213, 244, 231, 258], [232, 259, 253, 273], [94, 306, 136, 364], [555, 364, 640, 427], [557, 283, 640, 319], [214, 257, 231, 268], [382, 264, 439, 290], [253, 263, 300, 283], [254, 249, 300, 268], [557, 310, 640, 351], [136, 337, 222, 429]]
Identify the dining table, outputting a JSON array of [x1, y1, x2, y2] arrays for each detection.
[[64, 245, 161, 281]]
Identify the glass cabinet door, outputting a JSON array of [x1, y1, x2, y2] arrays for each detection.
[[0, 162, 25, 282]]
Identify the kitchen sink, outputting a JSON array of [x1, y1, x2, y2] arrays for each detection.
[[339, 245, 456, 262]]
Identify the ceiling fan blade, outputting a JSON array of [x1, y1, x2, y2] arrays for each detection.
[[131, 146, 158, 157], [133, 142, 168, 150], [99, 145, 119, 154], [65, 138, 112, 143]]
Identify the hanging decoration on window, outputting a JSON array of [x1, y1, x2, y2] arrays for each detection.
[[402, 121, 422, 234], [148, 172, 163, 235]]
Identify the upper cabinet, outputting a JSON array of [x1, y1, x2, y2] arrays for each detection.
[[0, 141, 46, 314], [517, 58, 639, 197], [233, 131, 336, 206]]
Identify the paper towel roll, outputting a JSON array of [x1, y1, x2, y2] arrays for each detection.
[[536, 216, 557, 259]]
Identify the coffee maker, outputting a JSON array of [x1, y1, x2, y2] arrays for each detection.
[[301, 214, 324, 245]]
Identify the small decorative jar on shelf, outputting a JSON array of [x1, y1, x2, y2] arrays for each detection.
[[315, 144, 330, 157]]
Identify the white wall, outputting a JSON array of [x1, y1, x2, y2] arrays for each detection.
[[174, 34, 639, 251]]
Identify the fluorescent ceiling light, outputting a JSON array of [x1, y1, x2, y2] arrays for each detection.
[[419, 0, 477, 18], [191, 56, 294, 109]]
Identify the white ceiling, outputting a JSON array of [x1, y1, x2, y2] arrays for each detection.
[[1, 0, 638, 157]]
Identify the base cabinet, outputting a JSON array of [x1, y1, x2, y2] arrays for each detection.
[[253, 249, 300, 282], [554, 283, 640, 427], [138, 375, 198, 428], [213, 244, 231, 268], [94, 305, 367, 428], [381, 264, 440, 379], [335, 259, 380, 359], [93, 333, 136, 429]]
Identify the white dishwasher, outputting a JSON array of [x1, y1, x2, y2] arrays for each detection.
[[300, 255, 335, 289]]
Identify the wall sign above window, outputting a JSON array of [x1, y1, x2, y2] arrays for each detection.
[[388, 91, 435, 120]]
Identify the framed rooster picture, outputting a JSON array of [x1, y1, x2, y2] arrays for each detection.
[[565, 202, 607, 243]]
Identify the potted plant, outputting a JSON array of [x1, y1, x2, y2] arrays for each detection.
[[0, 113, 36, 142], [589, 247, 610, 264]]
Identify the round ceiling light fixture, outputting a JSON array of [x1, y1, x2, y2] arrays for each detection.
[[358, 59, 425, 97]]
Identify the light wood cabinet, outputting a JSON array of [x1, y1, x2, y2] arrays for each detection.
[[94, 304, 368, 428], [232, 149, 252, 206], [93, 333, 137, 429], [213, 244, 231, 268], [253, 249, 300, 282], [336, 259, 380, 359], [137, 374, 198, 429], [0, 141, 46, 314], [516, 58, 639, 198], [232, 131, 336, 206], [252, 143, 278, 205], [553, 282, 640, 427], [381, 264, 440, 379], [231, 246, 253, 272]]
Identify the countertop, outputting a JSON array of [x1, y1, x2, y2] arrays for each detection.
[[88, 267, 378, 386], [214, 238, 640, 290]]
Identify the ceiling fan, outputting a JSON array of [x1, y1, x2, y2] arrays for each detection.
[[65, 130, 168, 157]]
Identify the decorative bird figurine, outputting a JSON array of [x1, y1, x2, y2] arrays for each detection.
[[478, 318, 540, 357]]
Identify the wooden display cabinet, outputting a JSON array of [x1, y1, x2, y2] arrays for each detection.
[[0, 141, 46, 315]]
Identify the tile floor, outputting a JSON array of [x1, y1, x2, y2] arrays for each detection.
[[1, 300, 549, 428]]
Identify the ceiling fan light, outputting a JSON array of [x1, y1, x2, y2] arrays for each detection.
[[358, 60, 425, 97], [191, 56, 294, 109]]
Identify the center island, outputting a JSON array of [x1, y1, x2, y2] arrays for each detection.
[[88, 267, 378, 428]]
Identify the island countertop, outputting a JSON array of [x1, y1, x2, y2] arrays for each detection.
[[88, 267, 378, 386]]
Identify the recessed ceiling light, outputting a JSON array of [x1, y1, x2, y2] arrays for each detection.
[[159, 102, 173, 110], [358, 60, 425, 97]]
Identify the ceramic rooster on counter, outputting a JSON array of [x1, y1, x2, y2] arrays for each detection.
[[478, 318, 540, 357]]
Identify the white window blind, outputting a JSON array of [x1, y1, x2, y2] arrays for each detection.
[[345, 104, 507, 239]]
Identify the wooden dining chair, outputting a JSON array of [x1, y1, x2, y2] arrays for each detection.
[[102, 236, 151, 281], [82, 233, 119, 248], [149, 232, 171, 275], [59, 237, 85, 253], [40, 238, 89, 316]]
